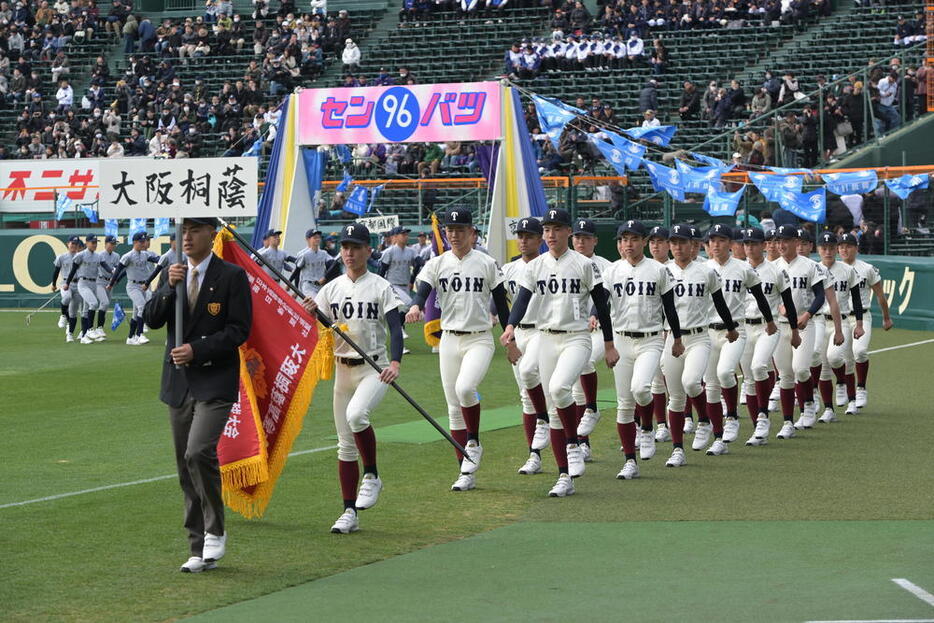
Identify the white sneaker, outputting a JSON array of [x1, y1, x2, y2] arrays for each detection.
[[723, 417, 740, 443], [143, 325, 149, 333], [93, 328, 106, 341], [548, 473, 575, 497], [767, 397, 778, 412], [616, 458, 640, 480], [402, 347, 411, 355], [431, 346, 439, 354], [845, 400, 858, 415], [126, 336, 139, 345], [66, 332, 74, 343], [451, 473, 475, 491], [692, 422, 712, 451], [768, 384, 781, 412], [639, 430, 656, 460], [202, 532, 226, 562], [706, 439, 729, 456], [354, 474, 382, 510], [518, 452, 542, 474], [79, 334, 94, 345], [794, 405, 816, 429], [567, 443, 585, 477], [665, 447, 686, 467], [745, 433, 764, 446], [683, 417, 696, 434], [812, 391, 821, 412], [655, 424, 671, 443], [57, 314, 66, 329], [750, 416, 770, 445], [777, 421, 796, 439], [580, 442, 592, 463], [179, 556, 216, 573], [137, 334, 150, 344], [855, 388, 867, 409], [460, 441, 482, 474], [739, 393, 746, 405], [835, 384, 847, 407], [402, 329, 409, 339], [818, 407, 837, 424], [330, 509, 359, 534], [577, 408, 601, 436], [531, 419, 550, 450]]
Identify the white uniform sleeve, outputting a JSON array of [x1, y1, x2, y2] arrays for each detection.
[[812, 262, 825, 287], [659, 263, 674, 294], [313, 284, 331, 318], [585, 258, 601, 292], [381, 279, 405, 312], [866, 263, 881, 287], [706, 265, 722, 293], [743, 262, 762, 289], [416, 255, 438, 288], [488, 257, 505, 291]]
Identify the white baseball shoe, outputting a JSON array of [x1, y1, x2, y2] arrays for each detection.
[[692, 422, 712, 451], [812, 390, 821, 412], [202, 532, 226, 562], [723, 417, 740, 443], [580, 441, 593, 463], [531, 419, 550, 450], [548, 473, 575, 497], [451, 473, 475, 491], [794, 403, 816, 429], [845, 400, 859, 415], [354, 474, 382, 510], [768, 384, 780, 412], [180, 556, 216, 573], [616, 458, 640, 480], [460, 441, 482, 474], [706, 439, 729, 456], [739, 393, 746, 405], [402, 347, 411, 355], [746, 417, 770, 446], [126, 336, 139, 346], [683, 417, 696, 434], [665, 447, 686, 467], [143, 325, 149, 333], [66, 331, 75, 343], [57, 315, 66, 329], [639, 430, 656, 460], [835, 384, 847, 407], [577, 408, 601, 436], [518, 452, 542, 475], [567, 443, 585, 477], [818, 407, 837, 424], [79, 334, 94, 345], [654, 423, 671, 443], [776, 421, 796, 439], [330, 509, 359, 534], [93, 328, 106, 341], [855, 388, 868, 409], [137, 334, 150, 344]]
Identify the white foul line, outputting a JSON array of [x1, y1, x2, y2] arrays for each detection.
[[866, 339, 934, 355], [893, 579, 934, 607], [0, 444, 337, 510]]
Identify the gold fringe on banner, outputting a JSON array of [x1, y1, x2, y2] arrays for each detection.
[[423, 319, 442, 348], [219, 361, 268, 492]]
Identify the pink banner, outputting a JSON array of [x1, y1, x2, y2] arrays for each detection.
[[297, 81, 502, 145]]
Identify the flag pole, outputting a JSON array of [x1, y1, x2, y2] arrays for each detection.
[[217, 218, 474, 463], [174, 217, 186, 369]]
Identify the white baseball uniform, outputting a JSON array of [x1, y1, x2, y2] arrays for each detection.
[[816, 261, 859, 380], [502, 256, 548, 415], [846, 258, 881, 364], [740, 259, 789, 396], [810, 263, 828, 369], [772, 254, 824, 389], [572, 253, 612, 408]]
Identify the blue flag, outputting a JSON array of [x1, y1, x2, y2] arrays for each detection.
[[153, 218, 170, 237], [104, 219, 119, 238], [704, 185, 745, 217], [82, 201, 99, 224], [688, 152, 734, 172], [675, 161, 722, 194], [368, 184, 385, 212], [334, 144, 352, 164], [244, 138, 262, 157], [768, 166, 812, 175], [749, 171, 803, 203], [643, 161, 686, 201], [111, 302, 126, 331], [336, 170, 353, 193], [884, 173, 929, 200], [623, 125, 677, 147], [532, 95, 583, 150], [823, 170, 878, 195], [344, 185, 370, 216], [130, 218, 147, 235], [588, 134, 644, 175], [55, 194, 72, 220], [777, 187, 826, 223]]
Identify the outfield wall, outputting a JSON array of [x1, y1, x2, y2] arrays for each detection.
[[1, 229, 932, 331]]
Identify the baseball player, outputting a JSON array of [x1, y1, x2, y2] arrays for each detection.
[[93, 234, 121, 338], [600, 220, 683, 479], [501, 208, 618, 498], [838, 233, 893, 409], [730, 227, 747, 261], [739, 226, 800, 446], [765, 228, 781, 262], [291, 229, 340, 298], [680, 224, 706, 434], [64, 235, 113, 344], [798, 229, 827, 409], [814, 232, 865, 422], [409, 231, 433, 262], [501, 217, 553, 476], [660, 224, 739, 467], [301, 223, 404, 535], [646, 226, 673, 446], [380, 226, 423, 352], [145, 233, 179, 292], [52, 236, 82, 342], [109, 232, 159, 345], [405, 209, 513, 492], [764, 228, 783, 412], [571, 218, 612, 462], [254, 229, 296, 283], [702, 224, 776, 454]]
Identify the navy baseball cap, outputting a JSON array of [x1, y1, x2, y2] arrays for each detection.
[[183, 217, 218, 228], [839, 232, 858, 246], [742, 227, 766, 243], [732, 228, 745, 241], [705, 223, 732, 240], [775, 224, 799, 239], [131, 231, 149, 242], [305, 228, 322, 238], [572, 217, 597, 236], [648, 225, 670, 240], [798, 228, 814, 243], [340, 223, 370, 244], [168, 232, 176, 241], [264, 228, 283, 238], [541, 208, 572, 227], [443, 209, 473, 227], [668, 224, 693, 240], [104, 235, 117, 243], [690, 225, 702, 240], [515, 217, 543, 235], [764, 228, 777, 241], [817, 231, 838, 246], [85, 234, 98, 242], [616, 219, 648, 238], [67, 235, 82, 244]]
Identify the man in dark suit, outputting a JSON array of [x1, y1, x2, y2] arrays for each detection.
[[143, 217, 252, 574]]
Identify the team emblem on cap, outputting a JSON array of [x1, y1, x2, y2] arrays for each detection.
[[549, 210, 557, 220], [451, 211, 459, 221]]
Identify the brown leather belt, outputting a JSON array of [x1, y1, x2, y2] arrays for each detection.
[[337, 354, 378, 367]]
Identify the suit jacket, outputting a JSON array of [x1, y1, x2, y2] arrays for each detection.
[[143, 253, 252, 408]]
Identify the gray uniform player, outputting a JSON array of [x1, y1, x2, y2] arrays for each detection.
[[52, 236, 82, 342], [109, 232, 158, 345], [379, 227, 422, 306], [291, 229, 337, 297], [65, 235, 113, 344], [94, 234, 121, 337], [145, 233, 179, 292], [254, 229, 296, 282]]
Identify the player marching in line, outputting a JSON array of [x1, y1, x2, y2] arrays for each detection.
[[108, 232, 159, 345], [739, 226, 800, 446], [380, 226, 423, 354], [660, 224, 739, 467], [501, 208, 618, 497], [837, 233, 893, 409], [764, 227, 784, 412], [501, 217, 554, 476], [291, 229, 341, 298], [599, 220, 683, 480], [64, 235, 114, 344], [571, 218, 612, 463], [254, 229, 296, 284], [680, 224, 706, 434], [406, 209, 514, 492], [646, 226, 673, 451], [702, 224, 777, 454], [93, 234, 121, 339], [145, 233, 179, 292], [798, 229, 828, 410], [52, 235, 82, 342], [814, 232, 865, 422], [301, 223, 405, 535]]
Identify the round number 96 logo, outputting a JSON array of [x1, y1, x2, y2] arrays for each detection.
[[375, 87, 420, 142]]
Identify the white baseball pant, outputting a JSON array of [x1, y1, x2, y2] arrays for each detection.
[[775, 322, 816, 389], [704, 325, 747, 403], [612, 333, 664, 424], [650, 366, 666, 395], [740, 322, 781, 395], [333, 362, 390, 462], [77, 280, 100, 313], [571, 330, 605, 405], [851, 311, 872, 364], [511, 327, 551, 414], [662, 330, 711, 412], [810, 315, 826, 368], [439, 331, 495, 430], [126, 283, 148, 320], [819, 316, 854, 381], [537, 331, 592, 429]]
